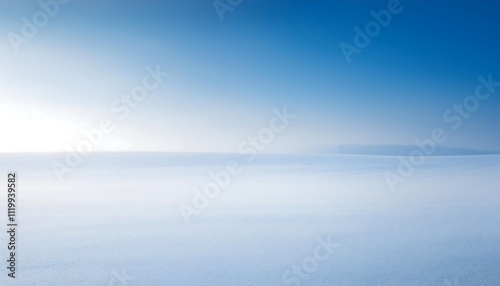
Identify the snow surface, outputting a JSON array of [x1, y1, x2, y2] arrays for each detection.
[[0, 153, 499, 285]]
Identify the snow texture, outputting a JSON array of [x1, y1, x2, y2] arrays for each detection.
[[0, 153, 499, 285]]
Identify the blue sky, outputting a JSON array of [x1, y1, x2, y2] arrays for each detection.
[[1, 0, 499, 153]]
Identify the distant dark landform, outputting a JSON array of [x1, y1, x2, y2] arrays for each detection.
[[314, 144, 500, 156]]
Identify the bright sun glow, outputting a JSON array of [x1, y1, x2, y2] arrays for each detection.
[[0, 102, 81, 152]]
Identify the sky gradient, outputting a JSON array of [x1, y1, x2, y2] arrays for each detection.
[[1, 0, 499, 153]]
